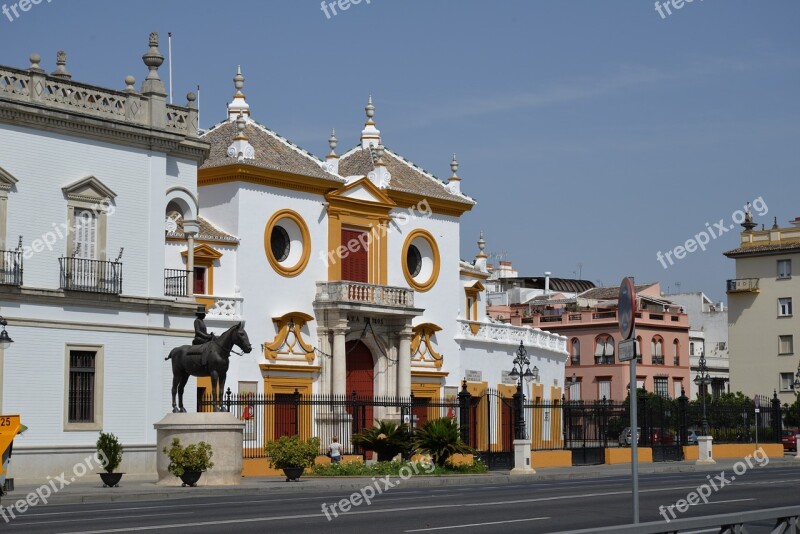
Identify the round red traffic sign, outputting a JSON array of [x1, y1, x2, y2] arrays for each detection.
[[619, 277, 636, 340]]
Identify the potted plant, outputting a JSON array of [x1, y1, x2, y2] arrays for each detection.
[[163, 437, 214, 487], [264, 435, 320, 481], [96, 432, 124, 487]]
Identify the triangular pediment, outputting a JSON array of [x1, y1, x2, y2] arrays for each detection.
[[181, 243, 223, 260], [62, 176, 117, 203], [327, 177, 396, 208], [0, 166, 19, 192]]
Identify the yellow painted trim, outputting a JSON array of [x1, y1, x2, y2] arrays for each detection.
[[402, 229, 441, 292], [550, 386, 563, 448], [531, 450, 572, 468], [466, 381, 488, 451], [263, 312, 316, 363], [683, 445, 699, 461], [182, 244, 221, 296], [199, 165, 342, 196], [388, 190, 473, 217], [605, 448, 653, 464], [411, 382, 442, 397], [411, 323, 444, 369], [264, 209, 311, 278], [167, 236, 238, 247], [259, 363, 322, 373], [263, 375, 313, 441], [410, 370, 449, 378]]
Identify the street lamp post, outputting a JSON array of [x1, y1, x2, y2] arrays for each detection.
[[509, 341, 537, 440], [0, 317, 13, 349], [694, 353, 711, 436]]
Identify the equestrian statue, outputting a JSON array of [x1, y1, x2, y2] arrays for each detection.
[[166, 306, 252, 412]]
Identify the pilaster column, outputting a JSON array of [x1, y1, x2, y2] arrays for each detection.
[[332, 326, 348, 397], [398, 329, 412, 398], [317, 327, 332, 396], [183, 220, 199, 297]]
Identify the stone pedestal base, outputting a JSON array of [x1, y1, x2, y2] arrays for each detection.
[[510, 439, 536, 474], [696, 436, 716, 465], [154, 412, 244, 486]]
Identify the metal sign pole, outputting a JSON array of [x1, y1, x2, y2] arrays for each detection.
[[630, 334, 639, 524]]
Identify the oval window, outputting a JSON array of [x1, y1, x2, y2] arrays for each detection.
[[271, 225, 291, 262]]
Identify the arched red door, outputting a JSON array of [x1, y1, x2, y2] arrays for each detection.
[[346, 340, 374, 429]]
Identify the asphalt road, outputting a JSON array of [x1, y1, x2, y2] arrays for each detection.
[[2, 467, 799, 533]]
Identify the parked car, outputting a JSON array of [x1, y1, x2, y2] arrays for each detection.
[[782, 429, 798, 452], [618, 427, 640, 447], [686, 428, 699, 445]]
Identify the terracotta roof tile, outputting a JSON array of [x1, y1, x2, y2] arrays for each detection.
[[200, 120, 344, 184], [166, 212, 238, 243], [724, 241, 800, 257], [338, 146, 475, 205]]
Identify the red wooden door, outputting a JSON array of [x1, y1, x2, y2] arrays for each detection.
[[193, 267, 206, 294], [274, 393, 297, 439], [341, 229, 368, 283], [346, 341, 374, 427]]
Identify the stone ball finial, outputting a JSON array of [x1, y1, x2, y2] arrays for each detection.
[[124, 75, 136, 92], [478, 231, 486, 252], [235, 113, 247, 135], [328, 128, 338, 153], [186, 91, 197, 102], [29, 53, 42, 71], [375, 143, 385, 164], [365, 95, 375, 121]]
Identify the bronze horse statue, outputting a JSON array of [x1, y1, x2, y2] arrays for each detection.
[[165, 322, 252, 412]]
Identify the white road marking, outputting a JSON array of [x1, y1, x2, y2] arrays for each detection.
[[404, 516, 550, 532], [18, 512, 194, 527]]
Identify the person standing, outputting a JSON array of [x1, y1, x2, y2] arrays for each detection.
[[329, 436, 342, 463]]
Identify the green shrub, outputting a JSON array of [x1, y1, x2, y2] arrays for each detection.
[[163, 438, 214, 477], [96, 432, 123, 474], [309, 459, 488, 476], [351, 420, 412, 461], [413, 417, 475, 467], [264, 435, 320, 470]]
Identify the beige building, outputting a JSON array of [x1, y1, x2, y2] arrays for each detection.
[[725, 215, 800, 404]]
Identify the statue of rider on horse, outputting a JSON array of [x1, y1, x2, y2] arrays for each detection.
[[166, 306, 252, 413]]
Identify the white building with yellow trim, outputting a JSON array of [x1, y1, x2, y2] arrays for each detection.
[[176, 70, 569, 410]]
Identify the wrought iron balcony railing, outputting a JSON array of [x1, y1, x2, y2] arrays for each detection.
[[0, 249, 22, 286], [164, 269, 190, 297], [59, 257, 122, 294]]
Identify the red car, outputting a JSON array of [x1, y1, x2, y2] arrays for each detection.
[[782, 430, 798, 452]]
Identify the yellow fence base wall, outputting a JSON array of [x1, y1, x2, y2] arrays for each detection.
[[531, 450, 572, 468], [605, 447, 653, 464], [242, 455, 363, 477], [712, 443, 783, 459], [683, 445, 699, 461]]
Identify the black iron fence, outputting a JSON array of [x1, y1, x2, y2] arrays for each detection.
[[59, 257, 122, 294], [199, 390, 460, 459], [199, 388, 785, 465], [0, 249, 22, 286], [164, 269, 189, 296]]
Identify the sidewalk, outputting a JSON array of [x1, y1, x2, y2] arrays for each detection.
[[2, 456, 797, 506]]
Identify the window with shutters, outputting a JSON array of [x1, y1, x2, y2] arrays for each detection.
[[64, 344, 104, 431], [341, 228, 369, 283], [598, 380, 611, 401], [653, 377, 669, 398]]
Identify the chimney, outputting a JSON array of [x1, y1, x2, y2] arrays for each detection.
[[544, 272, 551, 295]]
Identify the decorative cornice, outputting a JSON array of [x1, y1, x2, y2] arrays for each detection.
[[62, 175, 117, 203], [198, 165, 340, 196], [0, 101, 209, 163], [259, 363, 322, 374], [387, 190, 473, 217]]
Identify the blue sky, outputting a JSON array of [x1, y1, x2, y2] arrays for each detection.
[[2, 0, 798, 301]]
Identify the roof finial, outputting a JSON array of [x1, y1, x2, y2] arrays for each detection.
[[477, 231, 487, 258], [141, 32, 166, 94], [28, 53, 43, 72], [375, 143, 386, 166], [51, 51, 71, 80], [365, 95, 375, 123], [360, 95, 381, 148], [327, 128, 338, 159], [234, 113, 248, 140], [228, 65, 250, 121], [450, 153, 460, 181], [772, 216, 779, 230], [227, 113, 254, 161], [741, 201, 757, 232]]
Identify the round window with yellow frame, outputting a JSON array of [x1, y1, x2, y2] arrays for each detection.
[[264, 209, 311, 277], [402, 229, 440, 292]]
